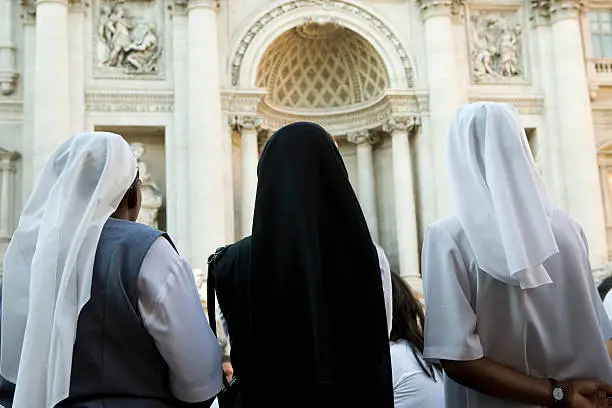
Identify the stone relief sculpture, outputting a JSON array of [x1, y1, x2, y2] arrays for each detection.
[[130, 143, 163, 228], [96, 1, 162, 76], [470, 11, 523, 82]]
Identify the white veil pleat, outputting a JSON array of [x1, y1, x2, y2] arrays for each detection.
[[446, 102, 558, 289], [0, 132, 137, 408]]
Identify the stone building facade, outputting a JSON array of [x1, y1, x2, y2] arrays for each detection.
[[0, 0, 611, 290]]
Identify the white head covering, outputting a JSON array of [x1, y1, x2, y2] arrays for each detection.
[[374, 244, 392, 337], [446, 102, 558, 289], [0, 132, 137, 408]]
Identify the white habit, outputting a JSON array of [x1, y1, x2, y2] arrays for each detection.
[[423, 103, 612, 408]]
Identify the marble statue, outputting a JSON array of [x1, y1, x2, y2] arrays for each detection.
[[98, 3, 161, 74], [471, 12, 522, 81], [130, 143, 163, 228]]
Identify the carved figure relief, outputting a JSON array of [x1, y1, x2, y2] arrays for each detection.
[[130, 143, 163, 228], [95, 1, 163, 77], [470, 11, 524, 82]]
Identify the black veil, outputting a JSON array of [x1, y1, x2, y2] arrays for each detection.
[[218, 122, 393, 407]]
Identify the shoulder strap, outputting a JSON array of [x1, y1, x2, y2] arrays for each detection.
[[207, 245, 229, 336]]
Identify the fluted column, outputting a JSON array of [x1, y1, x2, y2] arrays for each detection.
[[187, 0, 225, 268], [347, 130, 380, 242], [0, 150, 18, 239], [33, 0, 70, 176], [68, 1, 85, 134], [549, 0, 608, 266], [418, 0, 463, 218], [383, 117, 421, 291], [233, 115, 261, 237], [0, 0, 18, 95]]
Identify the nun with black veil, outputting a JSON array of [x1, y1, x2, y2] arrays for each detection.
[[208, 122, 394, 408]]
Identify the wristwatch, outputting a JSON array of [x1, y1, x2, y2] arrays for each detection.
[[549, 379, 567, 406]]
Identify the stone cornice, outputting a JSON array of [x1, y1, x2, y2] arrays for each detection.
[[85, 91, 174, 113], [467, 93, 544, 115], [0, 101, 23, 122], [221, 88, 267, 115]]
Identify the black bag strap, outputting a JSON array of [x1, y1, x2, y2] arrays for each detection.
[[207, 245, 229, 337]]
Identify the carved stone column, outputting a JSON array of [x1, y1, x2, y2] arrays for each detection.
[[20, 3, 36, 200], [0, 0, 18, 95], [0, 150, 19, 240], [0, 149, 19, 281], [187, 0, 226, 269], [347, 130, 380, 242], [68, 1, 86, 133], [33, 0, 71, 176], [417, 0, 463, 218], [172, 1, 190, 254], [383, 118, 421, 291], [232, 115, 262, 237], [531, 1, 565, 209], [547, 0, 608, 266]]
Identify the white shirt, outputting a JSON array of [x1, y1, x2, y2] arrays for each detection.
[[422, 211, 612, 408], [604, 290, 612, 322], [137, 237, 223, 403], [390, 341, 445, 408]]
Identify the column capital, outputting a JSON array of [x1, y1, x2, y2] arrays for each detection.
[[416, 0, 463, 20], [184, 0, 219, 12], [0, 149, 20, 172], [230, 115, 262, 131], [550, 0, 583, 22], [383, 117, 420, 135], [347, 130, 380, 146]]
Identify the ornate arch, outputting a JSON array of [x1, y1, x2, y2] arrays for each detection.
[[229, 0, 415, 89]]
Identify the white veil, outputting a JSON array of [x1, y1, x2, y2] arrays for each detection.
[[0, 132, 138, 407], [446, 102, 558, 289]]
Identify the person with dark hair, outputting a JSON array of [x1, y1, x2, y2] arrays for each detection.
[[389, 271, 444, 408], [422, 103, 612, 408], [208, 122, 393, 408], [598, 276, 612, 302], [0, 132, 222, 408]]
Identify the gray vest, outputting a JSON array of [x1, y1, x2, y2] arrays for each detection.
[[0, 218, 211, 408]]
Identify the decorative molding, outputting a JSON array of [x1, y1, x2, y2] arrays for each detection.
[[222, 88, 267, 115], [386, 90, 429, 117], [347, 129, 380, 145], [550, 0, 583, 21], [84, 91, 173, 112], [185, 0, 218, 11], [230, 115, 263, 131], [467, 94, 544, 115], [382, 116, 420, 135], [19, 1, 36, 25], [416, 0, 464, 19], [0, 101, 23, 121], [0, 149, 20, 172], [230, 0, 414, 87]]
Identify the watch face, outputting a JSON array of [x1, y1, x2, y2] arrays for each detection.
[[553, 387, 564, 401]]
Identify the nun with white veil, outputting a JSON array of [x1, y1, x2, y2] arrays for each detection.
[[0, 132, 222, 408], [422, 102, 612, 408]]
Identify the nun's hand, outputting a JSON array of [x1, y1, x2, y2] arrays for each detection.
[[566, 380, 612, 408]]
